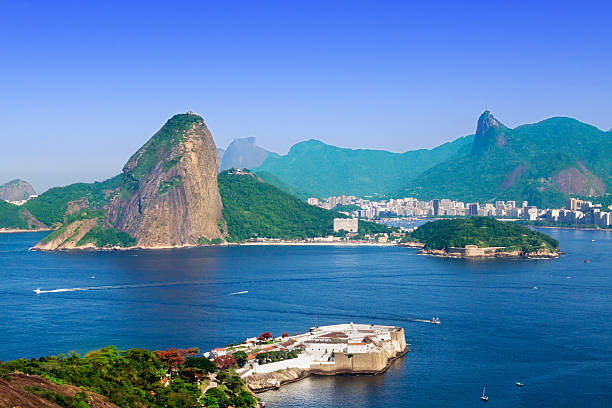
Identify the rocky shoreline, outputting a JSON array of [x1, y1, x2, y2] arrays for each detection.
[[246, 348, 409, 393], [418, 248, 559, 259]]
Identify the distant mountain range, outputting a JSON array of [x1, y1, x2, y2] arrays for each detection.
[[0, 179, 35, 202], [251, 112, 611, 208], [254, 137, 473, 199], [401, 111, 612, 207], [218, 137, 276, 172]]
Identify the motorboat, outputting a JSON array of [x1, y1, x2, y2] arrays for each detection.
[[33, 288, 41, 294], [516, 381, 523, 387]]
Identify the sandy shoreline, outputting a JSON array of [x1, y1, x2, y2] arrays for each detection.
[[0, 228, 53, 234], [238, 241, 397, 247]]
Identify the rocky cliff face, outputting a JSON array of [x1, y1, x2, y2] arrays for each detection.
[[106, 112, 225, 248], [472, 110, 508, 155], [0, 179, 36, 201]]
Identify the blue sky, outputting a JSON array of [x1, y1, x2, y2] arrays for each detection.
[[1, 0, 611, 192]]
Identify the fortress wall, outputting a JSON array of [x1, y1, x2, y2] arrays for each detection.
[[391, 328, 407, 352], [311, 350, 388, 374]]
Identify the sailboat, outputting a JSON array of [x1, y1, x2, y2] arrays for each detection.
[[481, 387, 488, 401]]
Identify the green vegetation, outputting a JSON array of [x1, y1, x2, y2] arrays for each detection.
[[254, 136, 474, 198], [158, 176, 183, 196], [256, 350, 300, 365], [332, 204, 362, 213], [0, 346, 257, 408], [218, 170, 342, 241], [0, 200, 29, 229], [25, 387, 89, 408], [77, 220, 136, 248], [125, 114, 201, 183], [0, 346, 196, 407], [403, 113, 612, 208], [197, 236, 225, 245], [23, 175, 122, 226], [163, 155, 183, 171], [404, 217, 559, 253]]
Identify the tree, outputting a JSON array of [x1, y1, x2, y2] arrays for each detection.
[[233, 351, 248, 368], [154, 348, 199, 376], [204, 387, 231, 408], [281, 332, 289, 338], [214, 355, 237, 370], [257, 332, 273, 341], [184, 356, 216, 373]]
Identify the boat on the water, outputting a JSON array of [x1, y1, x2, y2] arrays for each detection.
[[516, 381, 523, 387], [33, 288, 41, 294], [481, 387, 488, 401], [431, 316, 441, 324]]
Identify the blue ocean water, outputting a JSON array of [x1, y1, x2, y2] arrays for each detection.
[[0, 229, 610, 407]]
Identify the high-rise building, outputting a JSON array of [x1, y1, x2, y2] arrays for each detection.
[[468, 203, 479, 216], [432, 199, 440, 216]]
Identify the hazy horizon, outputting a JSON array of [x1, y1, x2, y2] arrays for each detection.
[[2, 1, 611, 192]]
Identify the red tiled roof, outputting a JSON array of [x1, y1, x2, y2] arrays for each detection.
[[319, 331, 348, 338]]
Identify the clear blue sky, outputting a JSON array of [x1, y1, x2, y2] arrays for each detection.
[[2, 0, 611, 192]]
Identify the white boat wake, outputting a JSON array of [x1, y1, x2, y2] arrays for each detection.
[[228, 290, 248, 296], [32, 281, 210, 294]]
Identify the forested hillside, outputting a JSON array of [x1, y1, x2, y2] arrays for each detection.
[[254, 136, 473, 198]]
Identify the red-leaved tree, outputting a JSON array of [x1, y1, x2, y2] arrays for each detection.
[[155, 348, 199, 376], [281, 332, 289, 338], [257, 332, 273, 341], [214, 354, 237, 370]]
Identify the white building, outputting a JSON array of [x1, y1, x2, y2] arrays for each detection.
[[333, 218, 359, 233]]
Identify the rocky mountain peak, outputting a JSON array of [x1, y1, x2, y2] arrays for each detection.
[[476, 111, 504, 136], [106, 112, 225, 247], [472, 111, 508, 155], [0, 179, 36, 202]]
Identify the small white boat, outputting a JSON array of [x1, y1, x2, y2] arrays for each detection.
[[33, 288, 41, 294], [481, 387, 488, 401], [516, 381, 523, 387], [431, 316, 441, 324]]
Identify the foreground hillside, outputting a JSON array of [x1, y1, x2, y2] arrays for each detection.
[[254, 137, 473, 198], [0, 346, 257, 408], [402, 111, 612, 208], [404, 217, 559, 256]]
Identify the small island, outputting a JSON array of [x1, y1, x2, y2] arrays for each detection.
[[400, 217, 560, 258]]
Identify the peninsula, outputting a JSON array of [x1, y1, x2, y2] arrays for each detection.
[[400, 217, 560, 258], [209, 323, 408, 393]]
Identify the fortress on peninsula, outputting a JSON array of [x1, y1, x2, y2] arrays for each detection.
[[209, 323, 408, 392]]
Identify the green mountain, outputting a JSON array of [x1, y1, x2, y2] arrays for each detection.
[[405, 217, 559, 253], [401, 111, 612, 208], [253, 136, 474, 198], [219, 170, 373, 241], [2, 114, 378, 246]]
